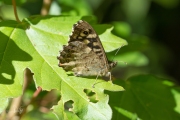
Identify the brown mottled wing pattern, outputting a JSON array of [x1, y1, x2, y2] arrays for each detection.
[[57, 20, 116, 77]]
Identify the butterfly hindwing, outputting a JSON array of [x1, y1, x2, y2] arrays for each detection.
[[57, 20, 117, 77]]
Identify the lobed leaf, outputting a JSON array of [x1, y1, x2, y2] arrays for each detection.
[[0, 16, 125, 119]]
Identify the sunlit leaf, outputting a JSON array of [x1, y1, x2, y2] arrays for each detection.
[[0, 15, 125, 119]]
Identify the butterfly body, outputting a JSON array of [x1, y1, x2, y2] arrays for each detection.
[[57, 20, 117, 78]]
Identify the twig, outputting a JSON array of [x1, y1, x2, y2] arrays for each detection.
[[19, 86, 42, 119], [33, 87, 42, 98], [7, 68, 33, 120], [12, 0, 21, 22], [41, 0, 53, 15], [7, 96, 22, 120], [39, 90, 58, 113]]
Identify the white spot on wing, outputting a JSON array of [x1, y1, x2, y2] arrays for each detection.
[[87, 34, 97, 38]]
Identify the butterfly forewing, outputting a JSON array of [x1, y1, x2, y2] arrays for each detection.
[[57, 20, 117, 78]]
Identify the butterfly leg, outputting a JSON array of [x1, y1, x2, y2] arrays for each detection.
[[92, 71, 101, 88]]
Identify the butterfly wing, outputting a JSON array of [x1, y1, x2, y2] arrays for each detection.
[[57, 20, 116, 77]]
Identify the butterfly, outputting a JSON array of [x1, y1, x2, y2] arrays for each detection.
[[57, 20, 117, 80]]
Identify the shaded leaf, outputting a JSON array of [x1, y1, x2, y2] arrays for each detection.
[[107, 75, 180, 120]]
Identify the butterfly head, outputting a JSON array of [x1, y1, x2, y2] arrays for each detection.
[[108, 61, 117, 70]]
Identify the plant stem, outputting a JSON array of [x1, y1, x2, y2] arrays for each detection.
[[41, 0, 53, 15], [12, 0, 21, 22]]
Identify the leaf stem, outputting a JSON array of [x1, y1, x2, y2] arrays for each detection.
[[12, 0, 21, 22], [7, 68, 33, 119], [19, 87, 42, 119], [41, 0, 53, 15]]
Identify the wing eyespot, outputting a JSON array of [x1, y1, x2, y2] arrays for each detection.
[[83, 31, 89, 35], [80, 29, 90, 37]]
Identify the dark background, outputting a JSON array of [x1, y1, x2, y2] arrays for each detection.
[[94, 0, 180, 83]]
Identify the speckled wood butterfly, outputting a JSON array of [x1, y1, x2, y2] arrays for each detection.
[[57, 20, 117, 80]]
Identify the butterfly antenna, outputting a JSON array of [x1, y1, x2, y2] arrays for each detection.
[[111, 44, 124, 61], [117, 61, 127, 65], [111, 44, 127, 65]]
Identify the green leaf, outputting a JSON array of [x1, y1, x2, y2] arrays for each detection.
[[0, 20, 32, 113], [153, 0, 180, 8], [115, 51, 149, 67], [0, 15, 125, 119], [52, 77, 123, 120], [114, 106, 141, 120], [122, 0, 150, 23], [0, 98, 8, 113], [58, 0, 93, 16], [107, 75, 180, 120], [1, 0, 28, 5], [93, 24, 127, 52], [112, 21, 132, 38], [21, 108, 58, 120]]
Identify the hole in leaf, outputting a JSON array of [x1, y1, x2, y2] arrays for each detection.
[[64, 100, 74, 112], [84, 89, 98, 103], [1, 73, 12, 80]]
